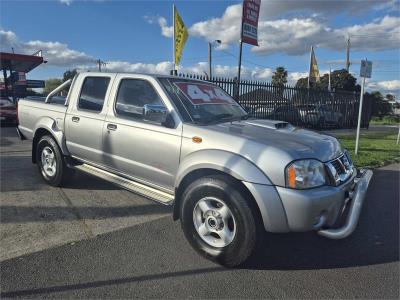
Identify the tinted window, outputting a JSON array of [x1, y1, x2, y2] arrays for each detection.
[[78, 77, 110, 112], [115, 79, 163, 119]]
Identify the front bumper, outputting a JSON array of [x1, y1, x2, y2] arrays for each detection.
[[245, 168, 373, 238], [318, 169, 373, 239]]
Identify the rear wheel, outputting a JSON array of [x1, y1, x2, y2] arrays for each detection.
[[36, 135, 72, 186], [180, 175, 259, 267]]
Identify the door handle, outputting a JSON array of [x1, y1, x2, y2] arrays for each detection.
[[107, 123, 117, 131], [71, 116, 80, 123]]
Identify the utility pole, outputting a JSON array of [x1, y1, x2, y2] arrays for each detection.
[[208, 40, 221, 80], [208, 42, 212, 79], [345, 36, 351, 72], [236, 40, 243, 99], [97, 59, 106, 72]]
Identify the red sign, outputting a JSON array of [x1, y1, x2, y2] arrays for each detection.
[[174, 82, 237, 105], [241, 0, 261, 46]]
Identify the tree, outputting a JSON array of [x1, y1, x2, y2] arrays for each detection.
[[366, 91, 393, 117], [44, 78, 63, 95], [272, 66, 288, 87], [386, 94, 395, 102], [63, 69, 78, 82], [295, 69, 360, 92], [320, 69, 360, 91], [295, 78, 308, 89]]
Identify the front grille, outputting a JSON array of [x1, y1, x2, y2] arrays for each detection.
[[326, 152, 354, 185], [331, 159, 345, 174]]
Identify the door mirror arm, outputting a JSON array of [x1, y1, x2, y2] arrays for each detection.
[[162, 113, 175, 129]]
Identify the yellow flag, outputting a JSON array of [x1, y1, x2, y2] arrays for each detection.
[[309, 47, 320, 83], [174, 7, 188, 66]]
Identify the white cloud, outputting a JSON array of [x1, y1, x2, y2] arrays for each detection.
[[288, 71, 309, 82], [81, 60, 273, 81], [2, 28, 398, 96], [367, 79, 400, 92], [59, 0, 105, 5], [0, 29, 94, 66], [334, 16, 400, 51], [144, 16, 173, 38], [258, 0, 396, 19], [158, 17, 173, 38], [189, 4, 242, 49], [59, 0, 73, 5], [150, 3, 400, 56]]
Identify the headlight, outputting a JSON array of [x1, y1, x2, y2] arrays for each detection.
[[286, 159, 327, 189]]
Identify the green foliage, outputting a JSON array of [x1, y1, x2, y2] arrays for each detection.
[[370, 115, 400, 125], [295, 77, 308, 89], [272, 66, 288, 87], [386, 94, 395, 102], [365, 91, 393, 117], [295, 69, 360, 92], [25, 88, 40, 96], [63, 69, 78, 82], [44, 78, 63, 95], [338, 133, 399, 168]]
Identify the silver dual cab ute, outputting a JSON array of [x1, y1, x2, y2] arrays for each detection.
[[18, 72, 373, 267]]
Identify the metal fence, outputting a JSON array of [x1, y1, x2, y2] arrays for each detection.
[[178, 74, 371, 129]]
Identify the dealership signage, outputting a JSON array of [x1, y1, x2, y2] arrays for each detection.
[[27, 80, 45, 88], [241, 0, 261, 46]]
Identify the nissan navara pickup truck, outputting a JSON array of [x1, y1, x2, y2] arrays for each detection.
[[17, 72, 373, 267]]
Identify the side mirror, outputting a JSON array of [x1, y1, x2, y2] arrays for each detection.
[[143, 104, 175, 128]]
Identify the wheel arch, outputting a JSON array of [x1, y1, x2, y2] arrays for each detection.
[[32, 118, 69, 163], [173, 168, 263, 227]]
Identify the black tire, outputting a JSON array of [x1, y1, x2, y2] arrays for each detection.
[[180, 175, 259, 267], [36, 135, 72, 187]]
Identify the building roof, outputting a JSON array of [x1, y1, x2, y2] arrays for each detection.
[[0, 52, 44, 73]]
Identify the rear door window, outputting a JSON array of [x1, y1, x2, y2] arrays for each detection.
[[78, 77, 110, 112]]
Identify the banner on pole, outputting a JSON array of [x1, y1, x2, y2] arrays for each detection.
[[241, 0, 261, 46], [174, 7, 189, 66]]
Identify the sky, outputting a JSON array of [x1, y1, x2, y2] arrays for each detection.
[[0, 0, 399, 96]]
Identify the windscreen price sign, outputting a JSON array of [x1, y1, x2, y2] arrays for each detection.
[[360, 60, 372, 78], [174, 82, 237, 105]]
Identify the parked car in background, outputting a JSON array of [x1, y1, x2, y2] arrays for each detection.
[[0, 97, 18, 126], [266, 105, 302, 125], [298, 104, 344, 128]]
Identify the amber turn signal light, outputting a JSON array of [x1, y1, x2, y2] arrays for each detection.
[[287, 165, 296, 188], [192, 136, 202, 143]]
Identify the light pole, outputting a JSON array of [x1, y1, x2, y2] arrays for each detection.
[[208, 40, 221, 79]]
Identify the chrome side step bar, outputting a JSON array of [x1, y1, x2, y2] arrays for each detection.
[[74, 163, 174, 205]]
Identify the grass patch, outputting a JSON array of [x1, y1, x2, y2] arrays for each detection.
[[337, 133, 400, 168], [370, 115, 400, 126]]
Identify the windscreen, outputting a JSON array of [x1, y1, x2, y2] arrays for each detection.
[[159, 78, 247, 124]]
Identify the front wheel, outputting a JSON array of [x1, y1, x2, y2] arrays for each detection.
[[180, 176, 258, 267]]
